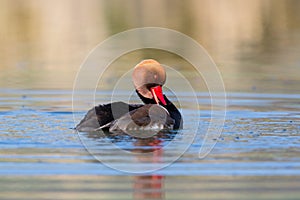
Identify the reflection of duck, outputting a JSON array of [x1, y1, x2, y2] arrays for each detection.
[[76, 59, 182, 133], [132, 137, 165, 199], [133, 175, 164, 199]]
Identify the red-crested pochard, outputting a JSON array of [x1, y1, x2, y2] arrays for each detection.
[[76, 59, 182, 133]]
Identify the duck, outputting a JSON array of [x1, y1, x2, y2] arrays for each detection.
[[75, 59, 182, 133]]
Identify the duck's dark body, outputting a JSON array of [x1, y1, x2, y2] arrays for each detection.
[[75, 94, 182, 132]]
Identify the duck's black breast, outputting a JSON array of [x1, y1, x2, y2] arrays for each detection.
[[75, 96, 183, 132]]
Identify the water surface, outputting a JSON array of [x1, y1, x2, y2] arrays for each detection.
[[0, 89, 300, 199]]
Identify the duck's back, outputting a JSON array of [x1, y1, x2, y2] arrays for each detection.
[[75, 102, 142, 132]]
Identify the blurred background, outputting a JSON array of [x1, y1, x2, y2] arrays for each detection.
[[0, 0, 299, 93]]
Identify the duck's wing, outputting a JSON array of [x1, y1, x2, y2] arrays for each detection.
[[109, 104, 175, 133], [75, 102, 143, 132], [95, 104, 150, 132]]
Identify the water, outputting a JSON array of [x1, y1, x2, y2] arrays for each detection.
[[1, 89, 300, 199]]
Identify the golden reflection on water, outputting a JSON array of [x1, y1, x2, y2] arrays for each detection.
[[0, 175, 300, 199], [0, 0, 300, 92]]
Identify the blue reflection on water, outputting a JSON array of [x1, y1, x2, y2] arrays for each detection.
[[0, 89, 299, 176]]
